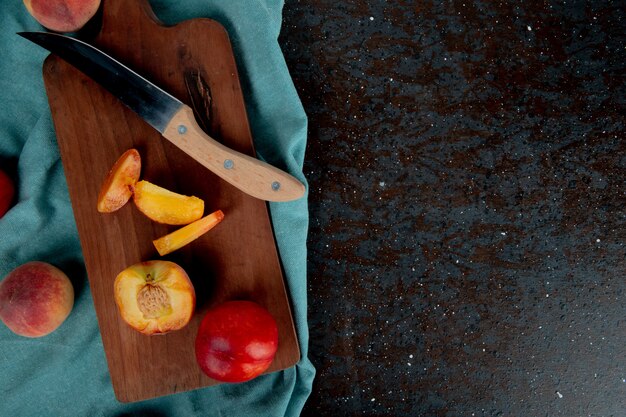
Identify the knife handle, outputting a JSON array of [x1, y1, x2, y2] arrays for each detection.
[[162, 105, 305, 202]]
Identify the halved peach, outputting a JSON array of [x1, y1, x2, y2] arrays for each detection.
[[113, 260, 195, 335], [132, 180, 204, 225], [153, 210, 225, 256], [97, 149, 141, 213]]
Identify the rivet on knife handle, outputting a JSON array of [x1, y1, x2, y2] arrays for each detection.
[[164, 106, 305, 202]]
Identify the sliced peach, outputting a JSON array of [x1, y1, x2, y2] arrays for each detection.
[[153, 210, 224, 256], [132, 180, 204, 225], [97, 149, 141, 213], [113, 260, 195, 335]]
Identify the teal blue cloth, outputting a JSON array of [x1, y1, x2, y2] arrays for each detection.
[[0, 0, 314, 415]]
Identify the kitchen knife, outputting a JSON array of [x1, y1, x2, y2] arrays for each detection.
[[18, 31, 305, 202]]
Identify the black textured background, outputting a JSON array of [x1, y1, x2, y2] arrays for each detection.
[[279, 1, 626, 416]]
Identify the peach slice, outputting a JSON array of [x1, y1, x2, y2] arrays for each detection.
[[153, 210, 225, 256], [113, 260, 195, 335], [97, 149, 141, 213], [132, 180, 204, 225]]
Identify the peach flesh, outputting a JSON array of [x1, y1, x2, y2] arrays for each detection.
[[153, 210, 224, 256], [114, 260, 195, 335], [97, 148, 141, 213], [132, 180, 204, 225]]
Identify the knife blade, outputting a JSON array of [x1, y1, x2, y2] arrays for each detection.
[[18, 31, 305, 202]]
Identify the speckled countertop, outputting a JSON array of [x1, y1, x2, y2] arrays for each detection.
[[279, 1, 625, 416]]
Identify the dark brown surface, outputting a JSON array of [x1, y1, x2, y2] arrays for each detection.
[[42, 0, 298, 403], [279, 0, 626, 415]]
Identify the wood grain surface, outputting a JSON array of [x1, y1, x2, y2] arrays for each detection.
[[42, 0, 299, 403]]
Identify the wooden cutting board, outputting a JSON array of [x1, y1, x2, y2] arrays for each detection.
[[42, 0, 300, 403]]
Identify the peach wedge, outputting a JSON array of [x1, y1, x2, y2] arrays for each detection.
[[97, 149, 141, 213], [114, 260, 195, 335], [132, 180, 204, 225], [153, 210, 225, 256]]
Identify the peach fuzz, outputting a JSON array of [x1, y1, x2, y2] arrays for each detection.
[[23, 0, 101, 33], [0, 262, 74, 338]]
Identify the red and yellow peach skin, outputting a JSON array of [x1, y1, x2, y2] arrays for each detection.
[[0, 262, 74, 337], [97, 148, 141, 213], [23, 0, 101, 33]]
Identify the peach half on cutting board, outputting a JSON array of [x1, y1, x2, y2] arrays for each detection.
[[114, 261, 195, 335]]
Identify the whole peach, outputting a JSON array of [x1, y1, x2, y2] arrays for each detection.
[[23, 0, 101, 33], [0, 262, 74, 337], [0, 169, 14, 218]]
